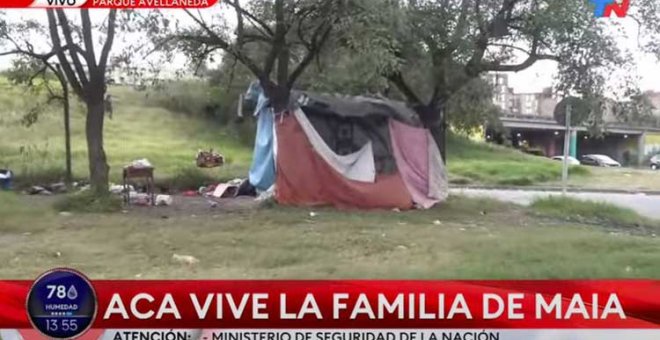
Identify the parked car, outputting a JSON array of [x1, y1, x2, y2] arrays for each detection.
[[580, 154, 621, 167], [651, 155, 660, 170], [551, 156, 581, 166]]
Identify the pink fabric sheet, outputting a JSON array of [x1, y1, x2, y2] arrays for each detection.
[[389, 119, 447, 209]]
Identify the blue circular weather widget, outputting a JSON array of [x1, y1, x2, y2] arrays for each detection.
[[26, 268, 98, 339]]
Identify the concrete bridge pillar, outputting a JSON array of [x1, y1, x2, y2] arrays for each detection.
[[639, 131, 647, 166], [569, 130, 578, 158]]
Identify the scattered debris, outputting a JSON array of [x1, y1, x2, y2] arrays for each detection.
[[459, 228, 467, 231], [172, 254, 199, 265], [127, 158, 152, 169], [196, 149, 224, 168], [27, 186, 52, 195], [129, 192, 152, 206], [23, 182, 73, 195], [433, 220, 442, 225], [59, 212, 72, 217], [182, 190, 198, 197], [192, 179, 259, 199], [49, 182, 67, 194], [110, 184, 133, 195], [155, 195, 173, 206], [625, 266, 633, 273], [212, 182, 235, 198], [392, 208, 401, 212], [0, 169, 12, 190], [255, 185, 275, 203], [54, 251, 62, 258], [309, 211, 318, 217], [395, 245, 408, 251]]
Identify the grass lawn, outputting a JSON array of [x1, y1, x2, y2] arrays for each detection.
[[1, 192, 659, 279]]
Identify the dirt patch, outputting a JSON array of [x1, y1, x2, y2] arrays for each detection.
[[18, 193, 262, 217], [125, 195, 261, 218]]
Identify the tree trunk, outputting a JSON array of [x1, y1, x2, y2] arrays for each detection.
[[262, 79, 290, 113], [429, 120, 446, 163], [414, 104, 447, 164], [85, 97, 109, 194], [54, 65, 73, 187], [62, 79, 72, 187]]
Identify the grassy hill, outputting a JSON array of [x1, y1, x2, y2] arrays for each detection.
[[0, 81, 252, 189], [446, 134, 588, 186], [0, 80, 584, 189]]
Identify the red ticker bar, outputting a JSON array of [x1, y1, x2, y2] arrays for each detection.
[[2, 280, 660, 329]]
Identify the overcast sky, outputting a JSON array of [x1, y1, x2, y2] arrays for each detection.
[[1, 9, 658, 94]]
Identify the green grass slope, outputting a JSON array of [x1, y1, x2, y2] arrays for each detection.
[[446, 134, 589, 186], [0, 80, 586, 188], [0, 83, 252, 188]]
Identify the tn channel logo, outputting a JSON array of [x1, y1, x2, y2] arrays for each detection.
[[591, 0, 631, 18], [30, 0, 88, 7]]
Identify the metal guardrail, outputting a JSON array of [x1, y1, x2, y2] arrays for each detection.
[[499, 113, 660, 132]]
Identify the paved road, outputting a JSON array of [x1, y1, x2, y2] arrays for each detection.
[[450, 188, 660, 220]]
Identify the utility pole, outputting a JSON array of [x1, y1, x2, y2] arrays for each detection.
[[562, 103, 572, 195]]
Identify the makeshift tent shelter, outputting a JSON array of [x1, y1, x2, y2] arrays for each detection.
[[246, 83, 448, 210]]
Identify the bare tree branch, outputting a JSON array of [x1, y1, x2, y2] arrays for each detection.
[[482, 53, 560, 72], [224, 0, 274, 37], [263, 0, 286, 79], [55, 9, 90, 87], [99, 9, 117, 72], [181, 9, 265, 78], [80, 9, 96, 68], [288, 22, 332, 88], [46, 9, 83, 97], [387, 71, 421, 105]]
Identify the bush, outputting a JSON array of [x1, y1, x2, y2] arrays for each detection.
[[54, 191, 122, 213]]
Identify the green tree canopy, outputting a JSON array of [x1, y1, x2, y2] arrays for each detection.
[[344, 0, 660, 156]]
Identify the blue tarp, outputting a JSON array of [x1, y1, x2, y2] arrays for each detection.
[[246, 81, 276, 191]]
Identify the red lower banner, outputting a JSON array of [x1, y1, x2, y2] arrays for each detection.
[[2, 280, 660, 330], [4, 329, 660, 340]]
